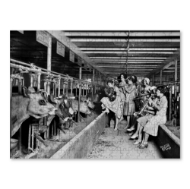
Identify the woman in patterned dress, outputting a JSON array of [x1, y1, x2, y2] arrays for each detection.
[[132, 87, 158, 145], [128, 77, 152, 139], [101, 79, 124, 131], [139, 86, 168, 149], [123, 76, 138, 131]]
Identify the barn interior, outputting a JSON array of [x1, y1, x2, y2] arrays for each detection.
[[10, 30, 180, 159]]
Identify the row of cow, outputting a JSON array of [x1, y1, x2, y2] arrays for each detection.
[[10, 85, 105, 154]]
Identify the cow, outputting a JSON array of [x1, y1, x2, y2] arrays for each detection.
[[86, 86, 107, 103], [45, 94, 75, 131], [77, 96, 95, 109], [25, 93, 75, 147], [11, 87, 57, 139], [63, 94, 93, 115], [10, 87, 57, 152], [71, 99, 91, 115]]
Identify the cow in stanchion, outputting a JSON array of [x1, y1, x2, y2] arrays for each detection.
[[10, 87, 57, 149]]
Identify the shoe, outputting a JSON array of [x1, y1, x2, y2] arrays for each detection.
[[123, 125, 129, 130], [128, 132, 133, 136], [126, 127, 135, 132], [139, 143, 148, 149], [130, 134, 138, 139], [134, 140, 141, 145], [129, 136, 138, 140], [114, 128, 118, 131]]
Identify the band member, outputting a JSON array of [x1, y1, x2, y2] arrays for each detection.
[[141, 78, 152, 97], [123, 76, 137, 131], [101, 79, 124, 130], [138, 86, 168, 149], [128, 77, 152, 138], [131, 86, 158, 143]]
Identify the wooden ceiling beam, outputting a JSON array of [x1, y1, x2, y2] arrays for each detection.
[[70, 39, 180, 42], [46, 31, 105, 76], [74, 42, 180, 49], [146, 50, 180, 77], [64, 31, 180, 37]]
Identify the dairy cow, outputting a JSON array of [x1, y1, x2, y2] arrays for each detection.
[[71, 99, 91, 115], [45, 94, 75, 131], [11, 87, 57, 139], [77, 96, 95, 109]]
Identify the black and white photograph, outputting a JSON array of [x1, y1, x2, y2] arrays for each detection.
[[2, 0, 190, 189], [10, 30, 180, 159]]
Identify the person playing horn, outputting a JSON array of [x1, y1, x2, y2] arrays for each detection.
[[138, 86, 168, 149]]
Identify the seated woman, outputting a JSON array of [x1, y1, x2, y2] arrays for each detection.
[[101, 79, 124, 131], [138, 86, 168, 149], [132, 87, 158, 144]]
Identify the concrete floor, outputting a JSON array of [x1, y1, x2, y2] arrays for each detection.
[[87, 120, 162, 159]]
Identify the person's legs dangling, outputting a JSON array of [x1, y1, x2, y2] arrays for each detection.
[[131, 123, 141, 140], [139, 132, 149, 149], [143, 133, 149, 144], [134, 125, 143, 145]]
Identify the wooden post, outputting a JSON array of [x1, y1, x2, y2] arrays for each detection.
[[58, 76, 61, 97], [92, 69, 95, 95], [63, 81, 65, 95], [169, 86, 172, 121], [37, 69, 41, 91], [47, 37, 52, 95], [44, 81, 47, 92], [30, 73, 34, 88], [78, 67, 82, 122], [18, 78, 22, 94], [82, 84, 84, 96], [70, 78, 73, 96], [28, 125, 31, 151], [52, 82, 55, 96], [160, 70, 162, 85], [66, 81, 68, 96], [10, 77, 13, 137], [10, 77, 13, 100], [94, 70, 96, 94], [174, 59, 178, 115]]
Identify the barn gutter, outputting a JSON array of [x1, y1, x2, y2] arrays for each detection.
[[50, 111, 108, 159]]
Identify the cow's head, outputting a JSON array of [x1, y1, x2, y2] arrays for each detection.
[[23, 87, 57, 119], [84, 98, 95, 109], [48, 95, 75, 124], [79, 101, 92, 115], [11, 87, 57, 137]]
